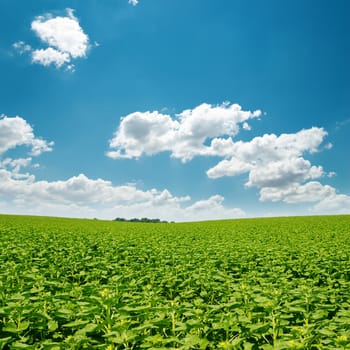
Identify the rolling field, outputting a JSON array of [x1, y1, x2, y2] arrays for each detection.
[[0, 214, 350, 349]]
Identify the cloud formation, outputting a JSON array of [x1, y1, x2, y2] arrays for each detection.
[[12, 41, 31, 54], [107, 102, 350, 213], [259, 181, 335, 203], [128, 0, 139, 6], [0, 115, 243, 222], [0, 167, 244, 222], [206, 127, 326, 184], [14, 9, 90, 70], [0, 115, 53, 156], [107, 102, 262, 161], [31, 48, 70, 68], [1, 108, 348, 219], [312, 193, 350, 214], [204, 127, 340, 206]]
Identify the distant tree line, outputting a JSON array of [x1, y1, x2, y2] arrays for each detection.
[[114, 217, 170, 223]]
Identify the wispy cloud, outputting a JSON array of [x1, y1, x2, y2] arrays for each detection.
[[12, 41, 31, 54], [335, 117, 350, 130], [128, 0, 139, 6]]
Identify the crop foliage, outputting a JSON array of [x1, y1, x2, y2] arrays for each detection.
[[0, 214, 349, 349]]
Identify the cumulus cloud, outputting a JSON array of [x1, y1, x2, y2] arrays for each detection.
[[246, 158, 323, 189], [128, 0, 139, 6], [185, 195, 245, 221], [14, 9, 90, 70], [207, 127, 327, 176], [31, 9, 89, 58], [31, 48, 70, 68], [0, 115, 243, 222], [107, 102, 350, 212], [0, 171, 178, 207], [205, 127, 332, 203], [259, 181, 336, 203], [0, 115, 53, 156], [108, 102, 333, 205], [107, 102, 262, 162], [0, 169, 244, 222], [312, 193, 350, 214]]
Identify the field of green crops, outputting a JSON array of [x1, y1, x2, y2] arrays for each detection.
[[0, 214, 350, 349]]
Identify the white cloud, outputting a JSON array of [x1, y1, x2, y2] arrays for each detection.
[[0, 115, 243, 222], [0, 158, 32, 175], [185, 195, 245, 221], [205, 127, 331, 203], [204, 123, 350, 212], [207, 127, 327, 170], [106, 103, 350, 212], [31, 47, 70, 68], [0, 115, 53, 156], [245, 158, 323, 189], [259, 181, 336, 203], [128, 0, 139, 6], [242, 122, 251, 131], [107, 102, 262, 162], [14, 9, 90, 70], [108, 111, 179, 159], [312, 193, 350, 214], [13, 41, 32, 54], [31, 9, 89, 59], [2, 109, 348, 219], [206, 158, 252, 178], [206, 127, 327, 184], [0, 169, 244, 222]]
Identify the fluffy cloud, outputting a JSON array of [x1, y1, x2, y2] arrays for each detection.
[[128, 0, 139, 6], [0, 170, 179, 207], [246, 158, 323, 189], [107, 102, 350, 212], [185, 195, 245, 221], [0, 115, 243, 222], [312, 193, 350, 214], [0, 169, 244, 222], [107, 102, 262, 162], [31, 9, 89, 59], [31, 48, 70, 68], [0, 115, 53, 156], [207, 127, 327, 176], [14, 9, 90, 70], [205, 127, 331, 203], [108, 102, 334, 205], [259, 181, 336, 203]]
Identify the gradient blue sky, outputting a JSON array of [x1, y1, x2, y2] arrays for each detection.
[[0, 0, 349, 221]]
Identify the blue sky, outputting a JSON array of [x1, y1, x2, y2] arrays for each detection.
[[0, 0, 349, 221]]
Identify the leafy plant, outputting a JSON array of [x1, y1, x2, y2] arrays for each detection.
[[0, 214, 349, 348]]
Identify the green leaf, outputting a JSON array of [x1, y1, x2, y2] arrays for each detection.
[[2, 323, 19, 334], [11, 342, 31, 349], [48, 320, 58, 332], [62, 319, 89, 328], [0, 337, 12, 347], [75, 323, 98, 335]]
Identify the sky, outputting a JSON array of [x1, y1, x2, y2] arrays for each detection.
[[0, 0, 349, 221]]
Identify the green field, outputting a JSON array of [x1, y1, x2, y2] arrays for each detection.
[[0, 215, 350, 349]]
